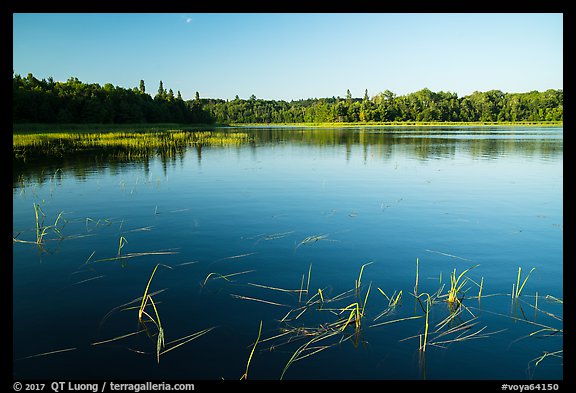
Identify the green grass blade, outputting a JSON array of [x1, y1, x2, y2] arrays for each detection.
[[516, 267, 536, 298], [240, 320, 263, 380], [139, 264, 160, 322]]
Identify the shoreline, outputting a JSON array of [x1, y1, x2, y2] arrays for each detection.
[[12, 121, 563, 134]]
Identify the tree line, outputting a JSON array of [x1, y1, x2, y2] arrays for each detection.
[[204, 88, 563, 123], [13, 73, 210, 124], [13, 73, 563, 125]]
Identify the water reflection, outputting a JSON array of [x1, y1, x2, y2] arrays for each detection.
[[13, 127, 562, 187]]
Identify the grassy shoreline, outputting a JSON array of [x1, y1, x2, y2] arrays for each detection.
[[227, 121, 563, 128], [13, 121, 562, 134]]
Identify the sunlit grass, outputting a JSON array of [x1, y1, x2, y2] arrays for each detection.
[[444, 264, 480, 309], [12, 203, 67, 246], [138, 264, 172, 323], [240, 321, 263, 380], [160, 327, 216, 356], [413, 257, 419, 295], [13, 212, 562, 381], [117, 236, 128, 256], [527, 350, 563, 379], [202, 270, 255, 287], [374, 288, 403, 320], [13, 130, 252, 160], [513, 267, 536, 300]]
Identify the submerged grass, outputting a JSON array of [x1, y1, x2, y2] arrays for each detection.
[[94, 262, 218, 364], [202, 270, 256, 287], [91, 250, 179, 264], [160, 327, 216, 356], [230, 294, 290, 308], [21, 347, 77, 360], [15, 238, 561, 379], [296, 234, 329, 249], [527, 350, 563, 378], [413, 258, 419, 295], [240, 321, 263, 380]]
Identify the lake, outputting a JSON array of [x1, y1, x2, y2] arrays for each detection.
[[12, 126, 563, 380]]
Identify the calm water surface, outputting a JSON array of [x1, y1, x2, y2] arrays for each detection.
[[12, 127, 563, 380]]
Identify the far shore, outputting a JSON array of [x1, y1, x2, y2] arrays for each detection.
[[12, 121, 563, 134]]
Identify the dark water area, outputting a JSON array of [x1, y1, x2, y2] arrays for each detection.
[[12, 127, 563, 380]]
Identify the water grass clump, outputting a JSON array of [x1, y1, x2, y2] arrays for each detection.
[[512, 267, 536, 300], [13, 203, 67, 246], [13, 130, 252, 162], [445, 264, 479, 310]]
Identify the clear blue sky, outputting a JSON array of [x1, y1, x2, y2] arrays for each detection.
[[13, 13, 563, 101]]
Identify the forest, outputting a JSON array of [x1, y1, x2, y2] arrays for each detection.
[[13, 73, 563, 125]]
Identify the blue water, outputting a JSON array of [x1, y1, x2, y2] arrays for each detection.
[[12, 127, 563, 380]]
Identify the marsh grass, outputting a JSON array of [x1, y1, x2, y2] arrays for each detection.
[[13, 130, 252, 161]]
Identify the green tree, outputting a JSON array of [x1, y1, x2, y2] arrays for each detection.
[[156, 81, 166, 100]]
